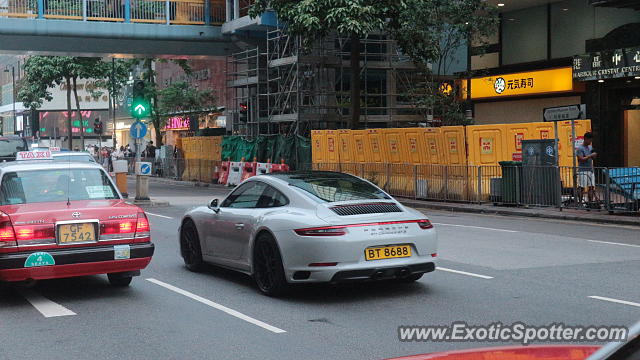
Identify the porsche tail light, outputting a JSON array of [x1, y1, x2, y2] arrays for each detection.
[[294, 226, 347, 236], [418, 220, 433, 229]]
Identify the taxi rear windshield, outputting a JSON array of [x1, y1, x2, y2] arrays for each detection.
[[0, 138, 27, 158], [0, 169, 119, 205]]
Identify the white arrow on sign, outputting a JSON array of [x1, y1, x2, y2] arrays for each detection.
[[134, 104, 146, 116], [134, 122, 143, 138], [543, 104, 584, 122]]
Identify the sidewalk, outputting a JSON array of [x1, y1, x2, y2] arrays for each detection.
[[400, 199, 640, 227], [137, 176, 640, 227]]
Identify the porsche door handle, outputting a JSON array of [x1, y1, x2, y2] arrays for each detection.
[[234, 223, 245, 230]]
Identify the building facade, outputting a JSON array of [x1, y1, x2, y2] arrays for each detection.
[[468, 0, 640, 167]]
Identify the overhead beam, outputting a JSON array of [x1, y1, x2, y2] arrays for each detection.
[[0, 18, 234, 57]]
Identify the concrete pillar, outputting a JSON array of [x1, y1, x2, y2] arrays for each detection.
[[233, 0, 239, 20]]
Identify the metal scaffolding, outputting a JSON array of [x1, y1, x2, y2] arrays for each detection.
[[226, 47, 267, 138], [227, 30, 427, 137]]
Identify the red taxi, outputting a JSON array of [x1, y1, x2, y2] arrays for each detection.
[[0, 151, 154, 286]]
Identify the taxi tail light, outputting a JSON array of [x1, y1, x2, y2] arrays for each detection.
[[294, 226, 346, 236], [418, 220, 433, 229], [13, 225, 56, 241], [135, 212, 150, 233], [100, 219, 137, 235], [0, 218, 17, 247]]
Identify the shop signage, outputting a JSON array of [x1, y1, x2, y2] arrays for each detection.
[[573, 46, 640, 81], [543, 104, 586, 122], [164, 116, 191, 130], [469, 67, 574, 99]]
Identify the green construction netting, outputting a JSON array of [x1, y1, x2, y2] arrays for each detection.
[[221, 135, 310, 170]]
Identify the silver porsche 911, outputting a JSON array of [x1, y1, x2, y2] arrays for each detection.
[[179, 171, 438, 296]]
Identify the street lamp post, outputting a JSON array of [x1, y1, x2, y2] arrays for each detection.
[[3, 65, 16, 135]]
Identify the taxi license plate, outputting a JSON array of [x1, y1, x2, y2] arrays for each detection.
[[365, 245, 411, 261], [58, 223, 96, 244]]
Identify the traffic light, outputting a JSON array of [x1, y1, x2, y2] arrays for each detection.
[[94, 119, 103, 135], [239, 102, 248, 122], [131, 80, 151, 118]]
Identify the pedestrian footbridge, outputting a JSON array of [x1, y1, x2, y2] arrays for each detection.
[[0, 0, 231, 56]]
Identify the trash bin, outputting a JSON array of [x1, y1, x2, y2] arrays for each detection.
[[499, 161, 522, 204]]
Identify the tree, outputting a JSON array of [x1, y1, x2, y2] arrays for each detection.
[[390, 0, 499, 125], [94, 59, 135, 147], [250, 0, 406, 130], [158, 81, 217, 121], [19, 56, 110, 149], [131, 59, 191, 146]]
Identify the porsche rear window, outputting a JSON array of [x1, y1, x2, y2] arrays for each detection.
[[285, 176, 390, 202], [0, 169, 119, 205]]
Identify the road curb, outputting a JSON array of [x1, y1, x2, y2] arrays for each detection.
[[126, 199, 171, 207], [399, 199, 640, 227]]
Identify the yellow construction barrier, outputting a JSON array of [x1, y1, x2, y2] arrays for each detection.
[[311, 130, 325, 164], [338, 129, 354, 163], [441, 126, 467, 166], [352, 130, 367, 163], [466, 124, 508, 166], [382, 128, 405, 164], [504, 123, 531, 161], [364, 129, 384, 163], [400, 128, 426, 165], [325, 130, 340, 163]]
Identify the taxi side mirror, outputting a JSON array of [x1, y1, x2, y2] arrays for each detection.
[[208, 199, 219, 213]]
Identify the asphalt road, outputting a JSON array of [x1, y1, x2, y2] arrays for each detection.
[[0, 180, 638, 360]]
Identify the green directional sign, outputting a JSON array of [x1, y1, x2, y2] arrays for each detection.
[[130, 99, 151, 118]]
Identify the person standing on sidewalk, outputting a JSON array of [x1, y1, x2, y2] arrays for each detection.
[[576, 132, 597, 205]]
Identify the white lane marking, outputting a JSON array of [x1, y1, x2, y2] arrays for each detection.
[[432, 223, 518, 233], [19, 289, 76, 318], [588, 296, 640, 308], [586, 240, 640, 248], [145, 212, 174, 219], [436, 267, 494, 279], [146, 278, 286, 334]]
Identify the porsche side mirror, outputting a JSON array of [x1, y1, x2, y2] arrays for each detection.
[[208, 198, 220, 213]]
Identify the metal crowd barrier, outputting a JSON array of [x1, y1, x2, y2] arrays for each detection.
[[310, 163, 640, 214]]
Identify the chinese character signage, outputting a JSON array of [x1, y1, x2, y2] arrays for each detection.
[[164, 116, 191, 130], [469, 67, 574, 99], [481, 137, 493, 154], [573, 47, 640, 81]]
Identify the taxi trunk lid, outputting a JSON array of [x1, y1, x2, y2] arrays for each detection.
[[3, 200, 143, 248]]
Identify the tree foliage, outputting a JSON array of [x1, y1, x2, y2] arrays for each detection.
[[158, 81, 217, 117], [391, 0, 499, 125], [18, 56, 114, 147], [250, 0, 404, 42], [251, 0, 406, 130]]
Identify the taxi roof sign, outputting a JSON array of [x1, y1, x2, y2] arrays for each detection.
[[16, 150, 53, 161]]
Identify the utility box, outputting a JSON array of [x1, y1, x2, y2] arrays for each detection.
[[521, 140, 560, 206]]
